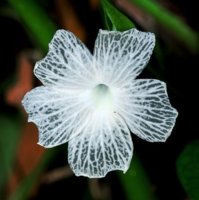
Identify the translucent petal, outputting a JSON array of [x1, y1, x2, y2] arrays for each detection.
[[68, 114, 133, 178], [34, 30, 94, 89], [22, 86, 92, 147], [117, 79, 178, 142], [93, 28, 155, 85]]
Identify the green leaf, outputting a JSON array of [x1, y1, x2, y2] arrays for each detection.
[[177, 140, 199, 200], [101, 0, 135, 31], [0, 115, 22, 197], [119, 155, 156, 200], [9, 149, 57, 200], [4, 1, 58, 199], [130, 0, 199, 52], [7, 0, 57, 52]]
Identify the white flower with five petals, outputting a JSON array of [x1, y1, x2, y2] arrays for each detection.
[[22, 28, 178, 178]]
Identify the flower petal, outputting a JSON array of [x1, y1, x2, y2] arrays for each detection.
[[34, 30, 93, 89], [22, 86, 92, 147], [93, 28, 155, 85], [117, 79, 178, 142], [68, 114, 133, 178]]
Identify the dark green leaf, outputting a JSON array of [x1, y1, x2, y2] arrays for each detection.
[[101, 0, 135, 31], [9, 149, 57, 200], [131, 0, 199, 52], [0, 115, 21, 197], [177, 140, 199, 200], [4, 1, 58, 199], [7, 0, 57, 52], [119, 155, 156, 200]]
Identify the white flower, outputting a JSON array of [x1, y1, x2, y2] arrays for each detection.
[[22, 28, 178, 178]]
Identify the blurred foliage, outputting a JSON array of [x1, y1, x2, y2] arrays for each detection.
[[130, 0, 199, 52], [2, 0, 58, 199], [119, 156, 156, 200], [9, 149, 57, 200], [0, 115, 22, 198], [7, 0, 57, 52], [177, 141, 199, 200]]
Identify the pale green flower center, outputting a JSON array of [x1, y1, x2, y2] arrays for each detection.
[[92, 84, 113, 113]]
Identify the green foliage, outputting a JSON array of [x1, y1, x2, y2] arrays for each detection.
[[7, 0, 57, 52], [0, 115, 21, 198], [101, 0, 135, 31], [4, 1, 58, 199], [119, 156, 156, 200], [9, 149, 57, 200], [177, 141, 199, 200], [130, 0, 199, 52]]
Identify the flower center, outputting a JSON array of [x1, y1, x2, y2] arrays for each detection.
[[92, 84, 113, 113]]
